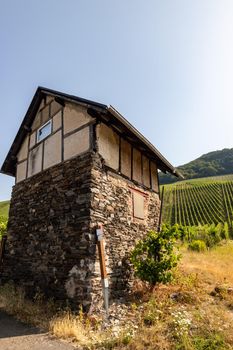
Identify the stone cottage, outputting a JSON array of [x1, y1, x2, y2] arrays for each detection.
[[1, 87, 179, 310]]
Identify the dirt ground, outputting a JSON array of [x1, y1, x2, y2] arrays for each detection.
[[0, 309, 75, 350]]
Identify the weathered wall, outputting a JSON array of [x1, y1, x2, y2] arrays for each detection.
[[3, 151, 160, 311], [2, 152, 97, 309], [88, 153, 160, 304], [96, 122, 159, 193]]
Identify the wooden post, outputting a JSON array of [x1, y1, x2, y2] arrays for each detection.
[[158, 186, 164, 232], [0, 236, 6, 265], [96, 225, 109, 316]]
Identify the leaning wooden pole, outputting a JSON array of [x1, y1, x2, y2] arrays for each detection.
[[158, 186, 164, 232], [96, 225, 109, 316], [0, 236, 6, 265]]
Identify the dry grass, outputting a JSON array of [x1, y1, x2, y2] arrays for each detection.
[[0, 283, 56, 329], [1, 242, 233, 349], [50, 311, 103, 347], [180, 241, 233, 287]]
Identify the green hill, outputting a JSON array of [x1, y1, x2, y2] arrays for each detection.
[[0, 200, 10, 220], [161, 174, 233, 227], [159, 148, 233, 184]]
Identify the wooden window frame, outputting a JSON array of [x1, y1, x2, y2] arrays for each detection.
[[37, 120, 52, 143]]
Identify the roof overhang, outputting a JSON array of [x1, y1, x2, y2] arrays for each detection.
[[1, 87, 182, 179]]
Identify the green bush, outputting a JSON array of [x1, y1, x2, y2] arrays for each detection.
[[130, 229, 181, 286], [192, 333, 228, 350], [166, 223, 229, 249], [188, 240, 207, 252], [0, 220, 7, 239], [223, 222, 229, 240]]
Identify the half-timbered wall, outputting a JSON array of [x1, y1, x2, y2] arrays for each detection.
[[96, 123, 159, 193], [16, 96, 159, 195], [16, 97, 93, 183]]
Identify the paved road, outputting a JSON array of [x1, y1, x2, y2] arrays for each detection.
[[0, 309, 75, 350]]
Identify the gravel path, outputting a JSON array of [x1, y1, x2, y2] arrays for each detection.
[[0, 309, 75, 350]]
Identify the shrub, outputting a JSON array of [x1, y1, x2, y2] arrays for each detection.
[[130, 229, 181, 286], [188, 240, 207, 252], [222, 222, 229, 240], [208, 224, 221, 247], [0, 220, 7, 239]]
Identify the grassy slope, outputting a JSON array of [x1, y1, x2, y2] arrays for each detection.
[[161, 174, 233, 226], [124, 242, 233, 350], [0, 200, 10, 220], [1, 243, 233, 349]]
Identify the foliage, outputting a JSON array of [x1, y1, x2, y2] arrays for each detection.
[[159, 148, 233, 184], [188, 240, 207, 252], [130, 229, 181, 286], [0, 220, 7, 239], [0, 200, 10, 220], [191, 333, 229, 350], [162, 223, 229, 250]]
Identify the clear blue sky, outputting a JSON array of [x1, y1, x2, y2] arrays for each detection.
[[1, 0, 233, 200]]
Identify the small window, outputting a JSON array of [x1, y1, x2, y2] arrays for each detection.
[[37, 121, 52, 142]]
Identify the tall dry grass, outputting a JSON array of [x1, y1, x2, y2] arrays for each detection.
[[0, 283, 56, 329], [180, 241, 233, 287], [1, 242, 233, 349]]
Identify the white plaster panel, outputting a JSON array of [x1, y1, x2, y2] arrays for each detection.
[[97, 123, 119, 171], [53, 111, 62, 132], [51, 100, 62, 117], [133, 191, 145, 219], [151, 162, 159, 192], [29, 132, 36, 149], [27, 143, 43, 177], [142, 156, 150, 188], [132, 148, 142, 183], [31, 113, 41, 131], [63, 103, 93, 135], [43, 131, 62, 170], [64, 127, 90, 161], [16, 160, 27, 183], [17, 135, 29, 162], [121, 139, 131, 178], [41, 104, 50, 124]]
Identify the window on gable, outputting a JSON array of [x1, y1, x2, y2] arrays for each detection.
[[37, 121, 52, 142]]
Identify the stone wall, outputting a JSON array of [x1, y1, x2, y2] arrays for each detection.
[[1, 152, 97, 309], [1, 151, 160, 311], [89, 153, 160, 303]]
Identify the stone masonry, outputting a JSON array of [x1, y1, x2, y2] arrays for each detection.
[[1, 151, 160, 311]]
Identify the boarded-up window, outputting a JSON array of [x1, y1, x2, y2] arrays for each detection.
[[132, 148, 142, 183], [142, 156, 150, 188], [121, 139, 131, 178], [133, 191, 145, 219], [151, 162, 159, 192], [97, 124, 120, 171]]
